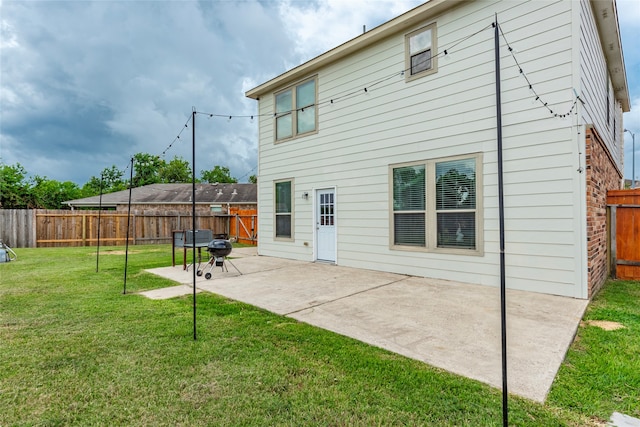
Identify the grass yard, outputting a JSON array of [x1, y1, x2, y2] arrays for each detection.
[[547, 279, 640, 420], [1, 245, 638, 426]]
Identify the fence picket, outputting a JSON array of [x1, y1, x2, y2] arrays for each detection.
[[0, 209, 256, 248]]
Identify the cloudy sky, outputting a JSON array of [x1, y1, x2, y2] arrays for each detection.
[[1, 0, 638, 185]]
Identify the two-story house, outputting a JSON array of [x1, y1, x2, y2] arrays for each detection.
[[245, 0, 630, 299]]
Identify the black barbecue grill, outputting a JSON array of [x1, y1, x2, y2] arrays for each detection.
[[197, 239, 240, 279]]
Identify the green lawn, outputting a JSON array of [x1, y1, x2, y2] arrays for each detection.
[[547, 279, 640, 420], [1, 245, 637, 426]]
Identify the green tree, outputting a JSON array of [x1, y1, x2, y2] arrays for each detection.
[[248, 175, 257, 184], [200, 166, 237, 183], [29, 176, 82, 209], [132, 153, 164, 187], [159, 156, 192, 183], [82, 165, 126, 197], [0, 163, 30, 208]]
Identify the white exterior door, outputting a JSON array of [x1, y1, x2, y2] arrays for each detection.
[[316, 189, 336, 262]]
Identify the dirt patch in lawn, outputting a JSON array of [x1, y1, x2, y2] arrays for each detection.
[[582, 320, 625, 331]]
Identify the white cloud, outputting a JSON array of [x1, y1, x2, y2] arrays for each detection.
[[0, 0, 636, 186], [278, 0, 423, 63]]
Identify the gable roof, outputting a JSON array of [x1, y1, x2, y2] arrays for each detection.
[[245, 0, 629, 112], [64, 183, 257, 209], [245, 0, 455, 100]]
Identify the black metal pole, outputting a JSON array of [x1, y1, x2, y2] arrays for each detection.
[[494, 15, 508, 427], [96, 173, 104, 273], [124, 158, 134, 294], [192, 108, 197, 341]]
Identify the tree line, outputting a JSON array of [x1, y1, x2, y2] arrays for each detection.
[[0, 154, 256, 209]]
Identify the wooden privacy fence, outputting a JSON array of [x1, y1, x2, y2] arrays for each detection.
[[229, 208, 257, 245], [608, 189, 640, 280], [0, 209, 36, 248], [0, 209, 257, 248]]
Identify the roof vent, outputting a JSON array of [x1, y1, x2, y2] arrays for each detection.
[[232, 189, 238, 195]]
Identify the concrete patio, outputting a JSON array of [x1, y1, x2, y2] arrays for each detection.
[[144, 247, 588, 403]]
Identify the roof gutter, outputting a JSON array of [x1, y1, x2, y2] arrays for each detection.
[[590, 0, 630, 112], [65, 201, 257, 207], [65, 202, 117, 209]]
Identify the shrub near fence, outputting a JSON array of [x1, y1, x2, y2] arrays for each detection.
[[0, 209, 238, 248]]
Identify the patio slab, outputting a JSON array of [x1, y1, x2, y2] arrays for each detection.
[[145, 255, 587, 403]]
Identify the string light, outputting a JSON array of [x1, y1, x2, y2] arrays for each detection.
[[159, 114, 192, 158], [184, 22, 494, 121], [498, 23, 582, 118], [94, 18, 586, 186]]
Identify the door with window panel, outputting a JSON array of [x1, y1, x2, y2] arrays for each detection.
[[316, 189, 336, 262]]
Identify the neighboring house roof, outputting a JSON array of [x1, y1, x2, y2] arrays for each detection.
[[64, 183, 257, 209], [245, 0, 629, 112]]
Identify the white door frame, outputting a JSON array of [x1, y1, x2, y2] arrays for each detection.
[[314, 187, 337, 263]]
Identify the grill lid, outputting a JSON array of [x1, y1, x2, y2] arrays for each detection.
[[207, 239, 232, 257]]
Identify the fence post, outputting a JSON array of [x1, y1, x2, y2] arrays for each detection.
[[82, 214, 87, 246], [252, 215, 256, 244], [30, 210, 37, 247], [610, 205, 617, 279]]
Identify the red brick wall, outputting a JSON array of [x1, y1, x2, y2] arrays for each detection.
[[585, 128, 623, 297]]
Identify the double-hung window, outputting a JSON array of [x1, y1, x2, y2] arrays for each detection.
[[275, 180, 293, 239], [391, 154, 482, 254], [275, 77, 317, 141], [405, 23, 437, 80], [393, 165, 426, 246]]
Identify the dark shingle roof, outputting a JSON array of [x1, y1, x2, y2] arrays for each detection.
[[64, 183, 256, 208]]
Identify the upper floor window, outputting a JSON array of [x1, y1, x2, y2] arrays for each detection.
[[405, 23, 437, 81], [275, 77, 317, 141]]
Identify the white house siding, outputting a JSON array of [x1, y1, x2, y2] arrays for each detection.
[[579, 0, 624, 171], [256, 0, 590, 298]]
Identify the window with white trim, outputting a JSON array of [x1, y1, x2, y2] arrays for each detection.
[[405, 23, 437, 80], [391, 154, 482, 253], [275, 180, 293, 239], [275, 77, 317, 141]]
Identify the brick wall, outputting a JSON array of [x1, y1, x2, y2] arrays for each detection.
[[585, 127, 623, 297]]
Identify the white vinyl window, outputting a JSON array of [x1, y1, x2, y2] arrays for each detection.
[[274, 180, 293, 240], [405, 23, 437, 80], [392, 164, 426, 246], [391, 154, 482, 254], [275, 77, 317, 141]]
